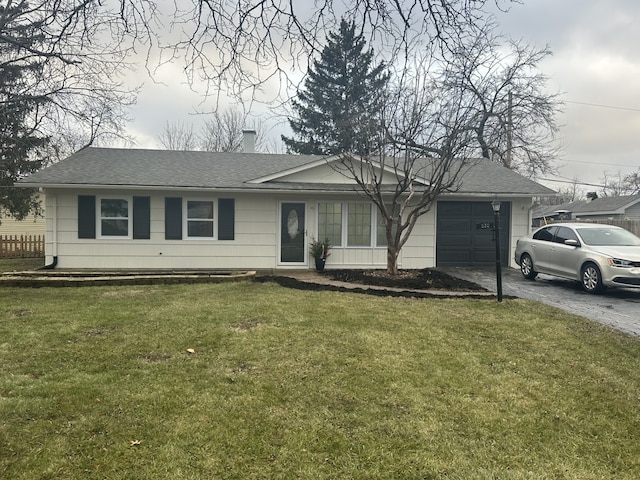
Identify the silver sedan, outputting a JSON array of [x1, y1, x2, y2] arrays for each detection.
[[514, 223, 640, 293]]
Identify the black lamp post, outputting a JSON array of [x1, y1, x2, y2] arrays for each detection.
[[491, 200, 503, 302]]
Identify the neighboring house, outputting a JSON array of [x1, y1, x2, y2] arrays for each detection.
[[533, 194, 640, 225], [18, 147, 555, 270], [0, 194, 46, 236], [571, 194, 640, 221], [532, 201, 584, 226]]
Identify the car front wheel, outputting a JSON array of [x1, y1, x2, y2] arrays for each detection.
[[520, 253, 538, 279], [581, 262, 604, 294]]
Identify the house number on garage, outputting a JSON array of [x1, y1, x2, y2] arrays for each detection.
[[477, 222, 494, 230]]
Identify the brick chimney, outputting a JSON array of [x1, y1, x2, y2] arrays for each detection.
[[242, 129, 256, 153]]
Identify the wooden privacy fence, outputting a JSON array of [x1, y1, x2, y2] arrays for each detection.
[[609, 220, 640, 236], [0, 235, 44, 258], [571, 219, 640, 236]]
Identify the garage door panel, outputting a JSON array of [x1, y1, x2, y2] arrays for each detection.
[[436, 201, 510, 267], [438, 202, 472, 217], [439, 218, 471, 230], [471, 202, 494, 216], [473, 235, 495, 249], [438, 235, 471, 247], [472, 250, 497, 263], [438, 249, 472, 264]]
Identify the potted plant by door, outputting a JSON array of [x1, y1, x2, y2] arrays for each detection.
[[309, 237, 331, 272]]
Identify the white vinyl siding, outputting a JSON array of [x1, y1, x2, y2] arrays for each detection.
[[42, 189, 532, 270]]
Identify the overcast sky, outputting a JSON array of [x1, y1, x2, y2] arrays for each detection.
[[124, 0, 640, 194]]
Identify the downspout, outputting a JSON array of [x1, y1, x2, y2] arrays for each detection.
[[528, 199, 537, 231], [38, 192, 58, 270]]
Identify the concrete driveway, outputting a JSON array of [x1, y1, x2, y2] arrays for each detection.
[[442, 266, 640, 337]]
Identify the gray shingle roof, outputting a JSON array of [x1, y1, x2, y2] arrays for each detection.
[[533, 194, 640, 218], [20, 148, 321, 189], [574, 194, 640, 215], [19, 147, 555, 196]]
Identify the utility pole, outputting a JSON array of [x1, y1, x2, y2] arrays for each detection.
[[506, 90, 513, 169]]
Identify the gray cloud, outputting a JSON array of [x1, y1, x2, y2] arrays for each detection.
[[492, 0, 640, 188], [122, 1, 640, 189]]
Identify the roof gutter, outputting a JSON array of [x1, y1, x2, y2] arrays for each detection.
[[20, 184, 554, 197]]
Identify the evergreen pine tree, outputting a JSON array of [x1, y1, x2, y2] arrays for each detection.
[[282, 20, 389, 156], [0, 3, 49, 222]]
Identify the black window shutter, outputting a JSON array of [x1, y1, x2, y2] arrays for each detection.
[[78, 195, 96, 239], [133, 196, 151, 239], [218, 198, 235, 240], [165, 197, 182, 240]]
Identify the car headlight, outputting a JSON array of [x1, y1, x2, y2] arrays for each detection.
[[608, 257, 633, 268]]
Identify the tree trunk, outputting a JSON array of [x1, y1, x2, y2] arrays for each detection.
[[386, 245, 400, 275]]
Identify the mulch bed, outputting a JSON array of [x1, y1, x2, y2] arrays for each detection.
[[323, 269, 485, 291], [257, 268, 488, 299]]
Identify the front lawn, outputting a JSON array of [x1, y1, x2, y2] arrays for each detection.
[[1, 282, 639, 479], [0, 257, 44, 272]]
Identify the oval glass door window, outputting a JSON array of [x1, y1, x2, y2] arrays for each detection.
[[287, 209, 299, 239]]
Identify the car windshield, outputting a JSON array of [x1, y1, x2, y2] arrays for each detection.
[[576, 227, 640, 246]]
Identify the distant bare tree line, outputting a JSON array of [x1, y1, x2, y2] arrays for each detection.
[[157, 109, 279, 152]]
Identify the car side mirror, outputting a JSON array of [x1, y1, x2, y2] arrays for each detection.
[[564, 239, 580, 247]]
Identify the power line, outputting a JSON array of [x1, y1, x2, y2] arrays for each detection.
[[560, 158, 638, 168], [566, 100, 640, 113], [538, 177, 606, 188]]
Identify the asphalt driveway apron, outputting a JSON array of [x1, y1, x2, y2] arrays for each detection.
[[442, 267, 640, 337]]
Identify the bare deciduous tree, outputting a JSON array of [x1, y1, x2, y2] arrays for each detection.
[[1, 1, 140, 147], [156, 0, 515, 103], [200, 110, 266, 152], [158, 121, 199, 150], [624, 170, 640, 195], [440, 23, 562, 178], [537, 182, 584, 206], [1, 0, 141, 220], [157, 111, 267, 152], [601, 170, 640, 197], [323, 22, 561, 274], [333, 69, 478, 274]]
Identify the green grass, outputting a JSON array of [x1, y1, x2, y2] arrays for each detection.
[[1, 281, 639, 479], [0, 257, 44, 272]]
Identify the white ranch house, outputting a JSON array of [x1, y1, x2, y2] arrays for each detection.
[[19, 147, 555, 270]]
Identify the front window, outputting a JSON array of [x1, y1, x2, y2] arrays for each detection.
[[318, 201, 395, 248], [187, 200, 214, 238], [376, 204, 399, 247], [348, 203, 372, 246], [100, 198, 129, 237], [318, 202, 342, 247]]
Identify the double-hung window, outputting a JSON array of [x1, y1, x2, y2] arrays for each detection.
[[78, 195, 149, 240], [186, 200, 214, 238], [164, 197, 234, 241], [99, 197, 131, 237]]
